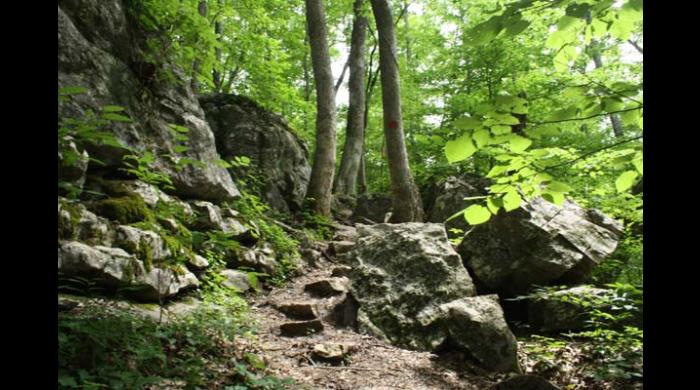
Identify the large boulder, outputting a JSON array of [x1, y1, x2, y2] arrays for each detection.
[[424, 175, 489, 232], [199, 94, 311, 213], [343, 223, 520, 372], [58, 0, 238, 203], [351, 193, 392, 223], [527, 285, 642, 332], [58, 241, 198, 302], [344, 223, 477, 347], [417, 295, 521, 373], [458, 197, 623, 296]]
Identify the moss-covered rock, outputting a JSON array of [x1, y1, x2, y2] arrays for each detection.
[[90, 195, 153, 224]]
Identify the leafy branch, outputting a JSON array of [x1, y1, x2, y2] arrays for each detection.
[[530, 106, 643, 126]]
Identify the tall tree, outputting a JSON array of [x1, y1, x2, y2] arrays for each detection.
[[304, 0, 337, 216], [369, 0, 423, 222], [334, 0, 368, 196], [190, 0, 208, 93], [212, 0, 224, 91]]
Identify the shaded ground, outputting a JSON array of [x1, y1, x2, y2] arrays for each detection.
[[247, 255, 504, 390]]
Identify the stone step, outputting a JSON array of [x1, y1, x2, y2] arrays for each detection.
[[280, 319, 324, 337], [330, 240, 355, 255], [273, 301, 319, 320], [311, 342, 357, 364], [304, 278, 349, 297], [330, 265, 353, 278]]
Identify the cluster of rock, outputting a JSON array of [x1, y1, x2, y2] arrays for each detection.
[[58, 0, 311, 302], [335, 223, 520, 373], [422, 174, 628, 333], [58, 178, 283, 302]]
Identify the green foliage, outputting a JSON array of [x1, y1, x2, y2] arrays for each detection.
[[519, 284, 643, 384], [121, 152, 175, 190], [231, 178, 300, 285], [58, 294, 293, 389]]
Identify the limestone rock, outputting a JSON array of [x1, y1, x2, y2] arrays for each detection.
[[311, 343, 356, 364], [58, 140, 89, 195], [232, 245, 279, 274], [527, 285, 641, 332], [200, 94, 311, 213], [58, 0, 238, 203], [114, 225, 171, 260], [58, 198, 115, 245], [417, 295, 521, 373], [458, 197, 623, 296], [425, 175, 486, 231], [352, 193, 392, 223], [58, 241, 198, 302], [304, 278, 350, 297], [280, 320, 324, 337], [343, 223, 476, 350], [220, 269, 252, 293], [187, 254, 210, 271], [274, 301, 319, 320], [330, 265, 353, 278]]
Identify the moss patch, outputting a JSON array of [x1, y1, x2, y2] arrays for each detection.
[[58, 199, 83, 240], [91, 195, 153, 224]]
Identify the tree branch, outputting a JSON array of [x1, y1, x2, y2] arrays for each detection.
[[628, 39, 643, 54], [529, 106, 643, 126], [542, 135, 643, 170]]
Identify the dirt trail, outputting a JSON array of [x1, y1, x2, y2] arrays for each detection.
[[247, 224, 502, 390]]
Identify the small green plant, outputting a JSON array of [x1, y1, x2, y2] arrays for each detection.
[[58, 292, 292, 389], [121, 152, 175, 190]]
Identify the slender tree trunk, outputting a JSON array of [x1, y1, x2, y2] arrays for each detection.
[[212, 0, 223, 91], [302, 31, 311, 135], [369, 0, 423, 222], [590, 47, 623, 138], [191, 0, 208, 93], [358, 153, 367, 194], [304, 0, 337, 216], [334, 0, 368, 196]]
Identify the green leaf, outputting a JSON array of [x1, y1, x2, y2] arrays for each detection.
[[102, 105, 126, 112], [454, 116, 481, 130], [547, 181, 572, 193], [508, 135, 533, 152], [445, 134, 477, 163], [491, 125, 512, 135], [615, 170, 639, 193], [102, 113, 132, 122], [632, 155, 643, 174], [542, 191, 565, 206], [472, 129, 491, 148], [464, 205, 492, 225], [602, 98, 625, 113], [490, 184, 516, 193], [169, 124, 190, 133], [503, 191, 523, 212], [59, 86, 88, 95], [505, 19, 531, 37], [565, 3, 591, 18], [487, 196, 502, 214], [487, 164, 510, 178]]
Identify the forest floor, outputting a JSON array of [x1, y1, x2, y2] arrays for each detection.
[[246, 254, 503, 390]]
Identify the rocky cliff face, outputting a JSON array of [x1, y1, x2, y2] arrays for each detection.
[[58, 0, 238, 203], [200, 94, 311, 213]]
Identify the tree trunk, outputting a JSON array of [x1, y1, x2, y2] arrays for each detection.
[[212, 0, 223, 91], [191, 0, 207, 93], [369, 0, 423, 222], [334, 0, 368, 196], [304, 0, 337, 216]]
